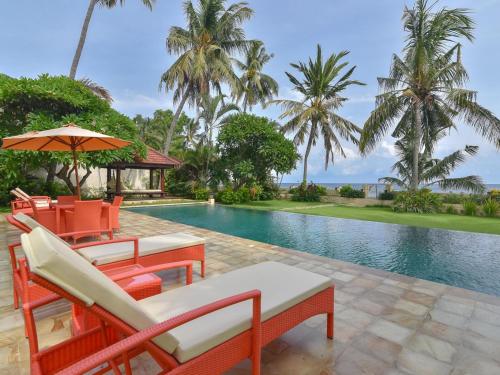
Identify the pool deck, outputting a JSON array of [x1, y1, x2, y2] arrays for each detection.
[[2, 210, 500, 374]]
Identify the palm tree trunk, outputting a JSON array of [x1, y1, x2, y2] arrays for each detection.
[[302, 126, 315, 184], [164, 91, 189, 155], [411, 102, 422, 191], [69, 0, 97, 79]]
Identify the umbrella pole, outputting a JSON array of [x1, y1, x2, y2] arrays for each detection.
[[72, 149, 81, 199]]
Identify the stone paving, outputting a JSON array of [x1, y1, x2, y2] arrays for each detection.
[[2, 209, 500, 374]]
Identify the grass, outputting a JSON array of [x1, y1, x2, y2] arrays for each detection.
[[234, 200, 500, 235]]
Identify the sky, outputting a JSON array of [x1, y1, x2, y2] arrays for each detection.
[[2, 0, 500, 183]]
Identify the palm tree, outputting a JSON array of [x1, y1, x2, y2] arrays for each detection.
[[160, 0, 253, 155], [271, 45, 365, 184], [234, 40, 278, 112], [380, 139, 484, 193], [70, 0, 155, 79], [198, 94, 239, 146], [360, 0, 500, 191]]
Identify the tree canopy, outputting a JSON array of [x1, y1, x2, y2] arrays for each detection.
[[216, 113, 299, 187], [0, 74, 144, 195]]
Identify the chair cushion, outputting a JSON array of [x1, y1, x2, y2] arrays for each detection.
[[77, 234, 205, 265], [139, 261, 332, 363], [20, 228, 160, 341]]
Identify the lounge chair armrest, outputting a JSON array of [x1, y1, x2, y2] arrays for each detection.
[[70, 236, 139, 262], [110, 260, 194, 285], [55, 289, 262, 375], [8, 242, 22, 271], [58, 228, 114, 241]]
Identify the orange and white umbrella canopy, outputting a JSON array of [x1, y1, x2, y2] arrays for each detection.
[[1, 123, 130, 151], [1, 123, 131, 198]]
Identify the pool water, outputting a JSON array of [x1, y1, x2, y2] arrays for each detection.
[[128, 204, 500, 296]]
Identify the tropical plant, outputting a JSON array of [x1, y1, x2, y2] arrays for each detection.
[[339, 185, 365, 198], [217, 113, 299, 188], [160, 0, 253, 155], [360, 0, 500, 191], [482, 199, 499, 217], [70, 0, 155, 79], [271, 45, 365, 184], [379, 141, 485, 193], [198, 94, 239, 146], [0, 74, 143, 194], [234, 40, 279, 112], [133, 110, 192, 156], [463, 199, 478, 216], [393, 189, 442, 213], [291, 183, 326, 202]]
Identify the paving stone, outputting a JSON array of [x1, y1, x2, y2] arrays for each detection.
[[467, 319, 500, 341], [407, 334, 456, 363], [331, 271, 356, 283], [394, 299, 429, 317], [435, 299, 474, 318], [367, 320, 413, 345], [335, 346, 391, 375], [451, 350, 500, 375], [421, 321, 464, 345], [397, 349, 452, 375], [472, 307, 500, 327], [336, 308, 375, 329], [352, 332, 402, 364], [429, 309, 468, 329]]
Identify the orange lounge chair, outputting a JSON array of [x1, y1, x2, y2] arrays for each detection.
[[10, 188, 52, 214], [21, 227, 334, 375], [9, 213, 206, 275], [108, 195, 124, 231], [64, 199, 105, 242]]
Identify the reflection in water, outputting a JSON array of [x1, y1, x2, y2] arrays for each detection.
[[129, 205, 500, 296]]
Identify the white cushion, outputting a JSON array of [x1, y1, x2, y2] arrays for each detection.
[[77, 233, 205, 265], [20, 228, 175, 347], [139, 261, 332, 363]]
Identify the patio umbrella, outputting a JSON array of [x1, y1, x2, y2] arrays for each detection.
[[1, 123, 131, 198]]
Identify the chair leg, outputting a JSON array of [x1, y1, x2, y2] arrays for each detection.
[[13, 286, 19, 309], [201, 260, 205, 278], [327, 312, 334, 339]]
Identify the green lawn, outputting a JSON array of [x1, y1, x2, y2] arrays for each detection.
[[234, 200, 500, 235]]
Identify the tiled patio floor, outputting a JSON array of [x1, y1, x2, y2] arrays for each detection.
[[2, 209, 500, 374]]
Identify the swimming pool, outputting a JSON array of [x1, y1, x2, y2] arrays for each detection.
[[127, 204, 500, 296]]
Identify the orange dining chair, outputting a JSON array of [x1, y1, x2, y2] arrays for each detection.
[[29, 199, 58, 233], [65, 200, 103, 243], [108, 195, 123, 231], [56, 195, 78, 205]]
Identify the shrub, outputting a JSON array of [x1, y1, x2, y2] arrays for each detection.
[[463, 200, 478, 216], [445, 205, 457, 215], [393, 190, 442, 213], [194, 188, 210, 200], [441, 192, 466, 204], [379, 191, 396, 200], [291, 183, 326, 202], [260, 182, 280, 200], [235, 186, 251, 203], [339, 185, 365, 198], [216, 188, 237, 205], [249, 184, 263, 201], [488, 189, 500, 201], [482, 198, 499, 217]]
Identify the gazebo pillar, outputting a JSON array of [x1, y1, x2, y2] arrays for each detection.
[[160, 169, 165, 197], [106, 167, 112, 200], [149, 169, 154, 189], [115, 168, 121, 196]]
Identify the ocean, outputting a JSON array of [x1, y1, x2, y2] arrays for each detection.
[[279, 182, 500, 198]]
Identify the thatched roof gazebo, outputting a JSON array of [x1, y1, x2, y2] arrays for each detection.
[[106, 147, 181, 199]]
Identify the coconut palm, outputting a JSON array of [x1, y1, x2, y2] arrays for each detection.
[[360, 0, 500, 191], [69, 0, 155, 79], [198, 94, 239, 146], [271, 45, 365, 184], [234, 40, 278, 112], [380, 138, 484, 193], [160, 0, 253, 155]]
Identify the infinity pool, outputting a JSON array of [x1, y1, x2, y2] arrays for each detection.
[[128, 204, 500, 296]]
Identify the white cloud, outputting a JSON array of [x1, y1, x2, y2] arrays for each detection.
[[112, 90, 171, 117]]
